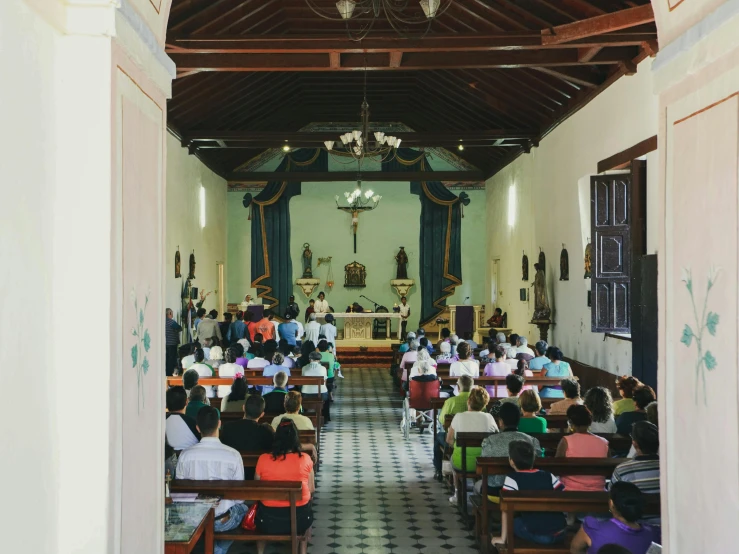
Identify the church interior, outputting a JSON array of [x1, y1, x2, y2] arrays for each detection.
[[4, 1, 739, 553]]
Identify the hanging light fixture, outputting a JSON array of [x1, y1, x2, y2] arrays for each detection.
[[306, 0, 452, 40]]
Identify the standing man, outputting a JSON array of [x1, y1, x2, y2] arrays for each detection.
[[305, 313, 321, 345], [313, 291, 329, 315], [398, 296, 410, 340], [286, 295, 300, 320], [197, 309, 222, 344], [219, 312, 232, 348], [278, 313, 299, 347], [227, 311, 247, 344], [304, 299, 316, 323], [251, 309, 275, 341], [165, 308, 182, 376]]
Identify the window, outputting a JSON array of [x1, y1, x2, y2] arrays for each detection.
[[590, 161, 646, 334], [199, 185, 206, 228]]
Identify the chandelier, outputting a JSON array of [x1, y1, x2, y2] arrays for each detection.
[[305, 0, 451, 40], [323, 65, 402, 168]]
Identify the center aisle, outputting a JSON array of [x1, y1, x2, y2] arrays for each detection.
[[309, 368, 479, 554]]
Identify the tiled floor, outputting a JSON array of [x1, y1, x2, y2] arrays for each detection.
[[230, 367, 478, 554]]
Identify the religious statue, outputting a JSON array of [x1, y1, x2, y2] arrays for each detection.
[[531, 262, 551, 320], [584, 242, 592, 278], [302, 243, 313, 278], [395, 246, 409, 279], [344, 261, 367, 287], [188, 251, 196, 280], [522, 252, 529, 281], [538, 249, 546, 273], [174, 248, 181, 278], [560, 245, 569, 281]]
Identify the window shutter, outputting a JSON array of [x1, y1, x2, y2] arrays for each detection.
[[591, 174, 631, 333]]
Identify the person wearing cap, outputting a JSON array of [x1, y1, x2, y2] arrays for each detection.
[[399, 332, 416, 353], [286, 294, 300, 320], [278, 312, 299, 346]]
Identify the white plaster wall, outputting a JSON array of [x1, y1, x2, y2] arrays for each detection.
[[166, 133, 228, 321], [0, 1, 60, 551], [486, 58, 659, 374]]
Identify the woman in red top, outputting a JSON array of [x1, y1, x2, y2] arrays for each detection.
[[254, 419, 314, 551]]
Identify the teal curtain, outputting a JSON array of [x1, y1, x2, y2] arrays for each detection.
[[248, 149, 327, 312], [383, 149, 463, 326]]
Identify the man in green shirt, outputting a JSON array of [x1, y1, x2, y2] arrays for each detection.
[[185, 385, 220, 420], [433, 375, 474, 480]]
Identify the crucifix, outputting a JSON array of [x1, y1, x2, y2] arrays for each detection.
[[335, 174, 382, 253]]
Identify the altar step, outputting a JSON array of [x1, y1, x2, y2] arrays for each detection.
[[337, 346, 395, 368]]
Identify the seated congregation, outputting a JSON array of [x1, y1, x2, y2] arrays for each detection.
[[395, 328, 661, 554], [164, 306, 342, 554]]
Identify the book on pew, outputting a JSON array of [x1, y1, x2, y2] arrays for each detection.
[[170, 493, 198, 502]]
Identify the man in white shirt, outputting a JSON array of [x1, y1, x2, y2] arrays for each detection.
[[176, 407, 247, 554], [516, 336, 536, 358], [165, 386, 200, 450], [320, 313, 338, 349], [268, 310, 280, 340], [301, 352, 330, 422], [304, 313, 321, 344], [295, 319, 305, 342], [398, 296, 411, 340], [313, 291, 329, 314]]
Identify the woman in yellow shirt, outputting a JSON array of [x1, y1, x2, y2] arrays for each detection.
[[613, 375, 642, 416]]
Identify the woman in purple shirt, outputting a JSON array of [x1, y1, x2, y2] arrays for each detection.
[[483, 345, 510, 397], [570, 481, 660, 554]]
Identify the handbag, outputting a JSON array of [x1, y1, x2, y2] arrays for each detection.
[[241, 502, 259, 531]]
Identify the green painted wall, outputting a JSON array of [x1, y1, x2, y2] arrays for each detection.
[[226, 154, 485, 332]]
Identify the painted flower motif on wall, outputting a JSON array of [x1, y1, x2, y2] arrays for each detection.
[[680, 267, 720, 405], [130, 287, 151, 412]]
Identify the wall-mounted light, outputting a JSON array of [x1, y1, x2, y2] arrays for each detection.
[[199, 185, 206, 229], [507, 184, 516, 227], [458, 144, 464, 151], [282, 144, 291, 152]]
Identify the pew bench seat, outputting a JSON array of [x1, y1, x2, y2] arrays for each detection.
[[170, 480, 310, 554]]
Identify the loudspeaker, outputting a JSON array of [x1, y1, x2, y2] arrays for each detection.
[[191, 287, 199, 299]]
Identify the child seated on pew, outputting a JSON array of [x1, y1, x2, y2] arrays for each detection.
[[494, 440, 568, 546]]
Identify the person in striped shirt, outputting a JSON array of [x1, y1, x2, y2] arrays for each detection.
[[610, 421, 660, 494], [496, 440, 568, 547]]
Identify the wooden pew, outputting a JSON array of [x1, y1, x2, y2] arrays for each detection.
[[495, 491, 661, 554], [170, 480, 308, 554], [240, 430, 317, 468], [453, 431, 632, 516], [166, 376, 324, 388], [439, 376, 573, 389], [475, 457, 624, 553]]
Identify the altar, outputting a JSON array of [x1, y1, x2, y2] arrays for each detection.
[[315, 312, 402, 341]]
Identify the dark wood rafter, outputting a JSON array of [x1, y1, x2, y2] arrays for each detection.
[[226, 171, 485, 182], [166, 0, 657, 178]]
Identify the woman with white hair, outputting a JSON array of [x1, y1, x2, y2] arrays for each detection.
[[399, 339, 420, 383], [505, 347, 520, 371], [409, 348, 437, 380], [436, 341, 453, 362], [207, 345, 224, 369]]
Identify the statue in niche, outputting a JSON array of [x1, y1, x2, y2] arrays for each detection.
[[175, 247, 181, 278], [522, 252, 529, 281], [560, 246, 569, 281], [395, 246, 409, 279], [302, 243, 313, 278], [188, 251, 196, 280], [344, 261, 367, 288], [538, 249, 546, 273], [584, 242, 592, 279], [531, 262, 551, 320]]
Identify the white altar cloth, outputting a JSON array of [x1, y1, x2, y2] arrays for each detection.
[[315, 312, 402, 340]]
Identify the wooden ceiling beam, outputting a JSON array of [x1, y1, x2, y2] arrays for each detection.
[[167, 33, 657, 53], [186, 130, 540, 144], [532, 66, 601, 88], [541, 4, 654, 45], [226, 171, 486, 182], [170, 48, 638, 72]]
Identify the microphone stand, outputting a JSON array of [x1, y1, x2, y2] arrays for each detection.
[[360, 294, 380, 311]]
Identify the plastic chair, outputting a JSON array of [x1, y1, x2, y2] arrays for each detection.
[[402, 379, 440, 439]]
